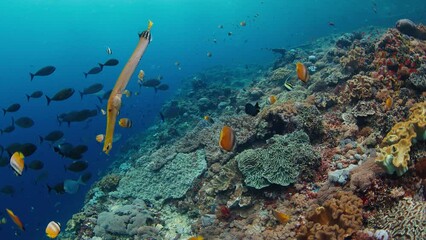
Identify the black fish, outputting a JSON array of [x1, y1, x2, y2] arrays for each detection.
[[0, 185, 15, 196], [57, 109, 97, 126], [26, 91, 43, 102], [156, 84, 169, 91], [30, 66, 56, 81], [245, 102, 260, 116], [53, 143, 73, 158], [97, 89, 112, 103], [47, 182, 65, 194], [3, 103, 20, 116], [0, 156, 8, 167], [84, 67, 102, 78], [79, 83, 103, 99], [6, 142, 37, 157], [28, 160, 44, 170], [0, 118, 15, 134], [40, 130, 64, 143], [46, 88, 75, 105], [142, 79, 161, 87], [98, 59, 119, 70], [65, 160, 88, 172], [159, 112, 165, 122], [15, 116, 34, 128]]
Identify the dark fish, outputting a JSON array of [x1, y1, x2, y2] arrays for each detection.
[[0, 156, 8, 167], [98, 59, 119, 70], [47, 182, 65, 194], [57, 109, 97, 126], [159, 112, 165, 122], [79, 83, 104, 99], [3, 103, 20, 116], [14, 117, 34, 128], [6, 143, 37, 157], [65, 160, 88, 172], [84, 67, 102, 78], [72, 145, 88, 154], [1, 118, 15, 134], [156, 84, 169, 91], [26, 91, 43, 102], [142, 79, 161, 87], [30, 66, 56, 81], [46, 88, 75, 105], [0, 185, 15, 196], [28, 160, 44, 170], [53, 143, 73, 158], [81, 172, 92, 183], [97, 89, 112, 103], [245, 102, 260, 116], [39, 130, 64, 144]]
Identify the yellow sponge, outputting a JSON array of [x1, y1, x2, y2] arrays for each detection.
[[375, 102, 426, 176]]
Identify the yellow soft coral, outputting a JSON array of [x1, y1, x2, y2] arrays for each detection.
[[375, 101, 426, 176]]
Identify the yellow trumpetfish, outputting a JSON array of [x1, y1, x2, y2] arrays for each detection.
[[103, 20, 153, 154]]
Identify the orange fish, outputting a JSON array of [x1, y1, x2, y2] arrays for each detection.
[[138, 70, 145, 81], [296, 62, 309, 83], [96, 134, 104, 143], [268, 95, 277, 104], [384, 97, 393, 111], [272, 210, 291, 224], [188, 236, 204, 240], [10, 152, 25, 176], [46, 221, 61, 238], [219, 126, 236, 151], [6, 208, 25, 231], [118, 118, 132, 128]]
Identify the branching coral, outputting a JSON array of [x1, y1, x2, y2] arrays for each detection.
[[375, 101, 426, 176], [297, 191, 363, 240]]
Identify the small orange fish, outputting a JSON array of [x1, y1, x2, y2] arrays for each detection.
[[96, 134, 104, 143], [272, 210, 291, 224], [188, 236, 204, 240], [6, 208, 25, 231], [268, 95, 277, 104], [219, 126, 236, 151], [384, 97, 393, 111], [46, 221, 61, 239], [240, 21, 246, 27], [118, 118, 132, 128], [138, 70, 145, 81], [10, 152, 25, 176], [296, 62, 309, 83]]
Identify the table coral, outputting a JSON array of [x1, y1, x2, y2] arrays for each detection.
[[375, 101, 426, 176], [297, 191, 363, 240], [236, 130, 319, 189]]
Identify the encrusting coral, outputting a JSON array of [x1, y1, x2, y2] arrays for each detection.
[[375, 101, 426, 176], [297, 191, 363, 240]]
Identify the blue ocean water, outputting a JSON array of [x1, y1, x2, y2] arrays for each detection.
[[0, 0, 425, 239]]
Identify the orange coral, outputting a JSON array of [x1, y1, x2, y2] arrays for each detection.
[[297, 191, 363, 240]]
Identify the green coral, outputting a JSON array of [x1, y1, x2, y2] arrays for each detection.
[[236, 130, 319, 189]]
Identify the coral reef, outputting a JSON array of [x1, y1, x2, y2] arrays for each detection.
[[236, 130, 320, 189]]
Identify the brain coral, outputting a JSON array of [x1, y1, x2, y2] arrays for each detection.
[[236, 130, 319, 189], [113, 150, 206, 204], [369, 198, 425, 240], [375, 101, 426, 176], [297, 191, 363, 240]]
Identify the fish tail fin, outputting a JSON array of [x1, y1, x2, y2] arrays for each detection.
[[47, 184, 52, 193], [39, 136, 44, 144], [2, 109, 5, 116], [98, 63, 104, 70], [79, 91, 84, 100], [84, 72, 88, 78], [46, 96, 51, 106], [26, 94, 30, 102], [30, 72, 34, 81], [77, 175, 86, 186]]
